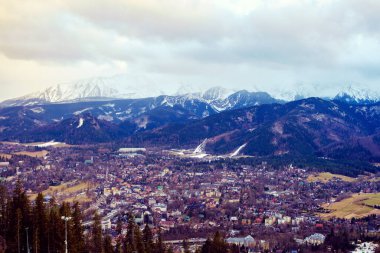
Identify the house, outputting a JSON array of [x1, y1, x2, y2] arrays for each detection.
[[84, 157, 94, 165], [119, 148, 146, 153], [265, 217, 276, 226], [241, 219, 251, 225], [230, 216, 238, 222], [152, 203, 167, 213], [304, 233, 326, 246], [101, 219, 111, 230], [226, 235, 255, 247], [0, 162, 10, 167]]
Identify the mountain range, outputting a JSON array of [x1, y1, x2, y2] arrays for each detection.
[[0, 89, 280, 143], [1, 77, 379, 107], [0, 96, 379, 162], [0, 78, 379, 164], [132, 98, 380, 162]]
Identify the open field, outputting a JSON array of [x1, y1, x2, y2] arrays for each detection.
[[1, 141, 70, 148], [64, 193, 93, 203], [307, 172, 356, 183], [369, 177, 380, 182], [29, 181, 97, 203], [0, 153, 12, 159], [362, 193, 380, 206], [13, 150, 49, 158], [320, 193, 380, 219], [0, 141, 21, 145]]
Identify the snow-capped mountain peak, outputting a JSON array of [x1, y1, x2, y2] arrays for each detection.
[[201, 86, 234, 101], [0, 75, 169, 107], [37, 78, 122, 102], [174, 86, 235, 103], [334, 85, 380, 104]]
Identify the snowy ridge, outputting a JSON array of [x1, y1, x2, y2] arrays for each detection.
[[2, 75, 380, 109], [2, 75, 168, 106], [335, 85, 380, 104]]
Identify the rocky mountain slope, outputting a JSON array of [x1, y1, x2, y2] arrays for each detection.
[[131, 98, 380, 162], [1, 93, 379, 162]]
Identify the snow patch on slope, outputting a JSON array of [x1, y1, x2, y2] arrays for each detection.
[[30, 107, 45, 114], [74, 108, 93, 115], [35, 140, 65, 147], [77, 118, 84, 128]]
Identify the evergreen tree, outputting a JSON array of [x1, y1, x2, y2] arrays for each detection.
[[59, 202, 72, 253], [92, 212, 103, 253], [47, 203, 63, 253], [201, 238, 212, 253], [116, 217, 123, 236], [115, 217, 123, 253], [142, 224, 153, 253], [124, 214, 135, 253], [71, 202, 85, 253], [153, 227, 165, 253], [211, 231, 227, 253], [7, 180, 31, 253], [103, 235, 114, 253], [32, 193, 48, 253], [182, 240, 190, 253], [134, 225, 144, 253], [167, 247, 173, 253], [0, 184, 8, 238]]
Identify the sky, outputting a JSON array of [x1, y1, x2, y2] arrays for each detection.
[[0, 0, 380, 101]]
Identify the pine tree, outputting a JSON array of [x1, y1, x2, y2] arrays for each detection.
[[115, 217, 123, 253], [0, 184, 8, 238], [47, 204, 63, 253], [59, 202, 72, 253], [71, 202, 85, 253], [211, 231, 227, 253], [142, 224, 153, 253], [116, 217, 123, 236], [17, 209, 22, 253], [182, 240, 190, 253], [32, 193, 48, 253], [201, 238, 212, 253], [134, 225, 144, 253], [7, 180, 31, 253], [154, 227, 165, 253], [124, 214, 135, 253], [103, 235, 114, 253], [92, 212, 103, 253]]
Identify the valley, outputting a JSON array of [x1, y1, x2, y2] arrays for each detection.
[[0, 87, 379, 253], [0, 139, 379, 252]]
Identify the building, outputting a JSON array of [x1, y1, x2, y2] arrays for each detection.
[[304, 233, 326, 246], [226, 235, 255, 247]]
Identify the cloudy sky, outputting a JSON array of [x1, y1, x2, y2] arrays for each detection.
[[0, 0, 380, 101]]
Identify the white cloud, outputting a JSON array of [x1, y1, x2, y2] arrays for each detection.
[[0, 0, 379, 101]]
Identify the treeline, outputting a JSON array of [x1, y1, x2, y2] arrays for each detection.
[[0, 180, 167, 253], [0, 180, 85, 253], [0, 181, 241, 253], [236, 155, 379, 177]]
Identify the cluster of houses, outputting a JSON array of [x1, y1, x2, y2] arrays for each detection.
[[0, 143, 379, 252]]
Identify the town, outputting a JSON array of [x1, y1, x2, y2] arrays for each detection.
[[0, 142, 379, 252]]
